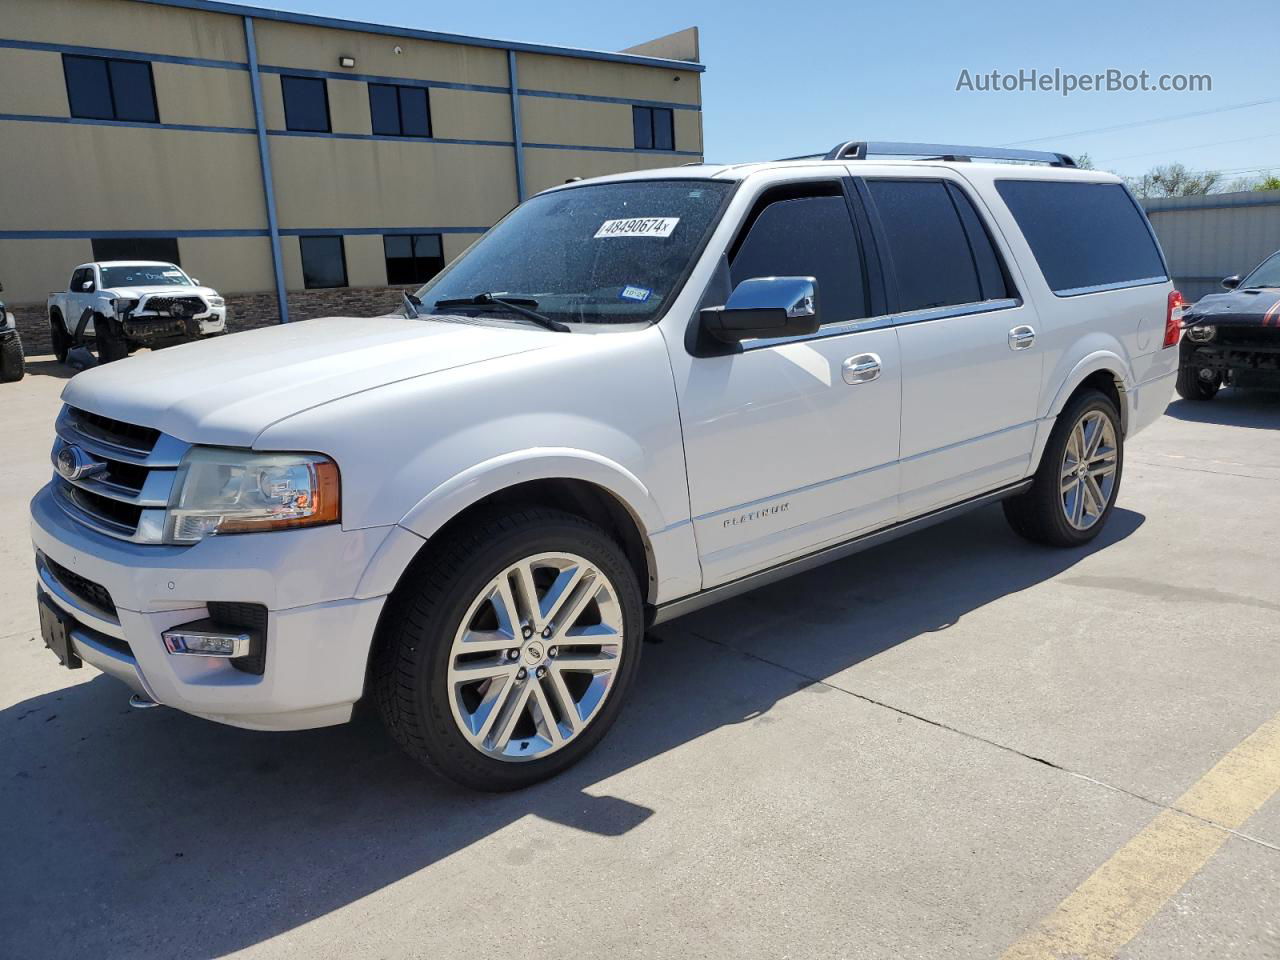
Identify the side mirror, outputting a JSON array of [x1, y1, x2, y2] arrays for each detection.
[[700, 276, 819, 344], [190, 278, 200, 285], [1222, 275, 1241, 290], [80, 281, 94, 292]]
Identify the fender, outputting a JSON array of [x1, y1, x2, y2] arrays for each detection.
[[1030, 348, 1134, 472]]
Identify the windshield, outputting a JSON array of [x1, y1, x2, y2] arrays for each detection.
[[1240, 252, 1280, 289], [99, 265, 190, 287], [415, 180, 733, 324]]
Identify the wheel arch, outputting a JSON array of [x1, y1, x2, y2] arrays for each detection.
[[1046, 351, 1132, 435]]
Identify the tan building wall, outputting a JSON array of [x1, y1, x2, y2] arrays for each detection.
[[0, 0, 706, 317]]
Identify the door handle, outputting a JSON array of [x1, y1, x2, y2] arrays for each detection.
[[842, 353, 881, 385], [1008, 325, 1036, 350]]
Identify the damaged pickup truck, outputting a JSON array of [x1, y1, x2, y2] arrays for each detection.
[[1178, 249, 1280, 400], [47, 261, 226, 364]]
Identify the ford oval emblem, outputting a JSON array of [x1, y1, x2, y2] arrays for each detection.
[[56, 445, 107, 482]]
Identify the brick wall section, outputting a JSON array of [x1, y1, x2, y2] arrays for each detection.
[[9, 286, 408, 356]]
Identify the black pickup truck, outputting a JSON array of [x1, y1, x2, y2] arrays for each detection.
[[1178, 250, 1280, 401]]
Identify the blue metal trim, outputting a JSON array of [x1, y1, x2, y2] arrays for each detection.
[[0, 112, 254, 135], [508, 51, 526, 203], [280, 227, 487, 236], [257, 63, 507, 94], [244, 17, 289, 324], [523, 142, 702, 156], [265, 129, 512, 147], [0, 229, 269, 239], [125, 0, 706, 72], [518, 88, 700, 111], [0, 37, 247, 70]]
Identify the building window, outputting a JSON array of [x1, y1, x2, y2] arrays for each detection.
[[281, 75, 331, 133], [300, 236, 347, 288], [63, 55, 158, 123], [632, 106, 674, 151], [384, 234, 444, 285], [369, 84, 432, 137], [91, 236, 180, 265]]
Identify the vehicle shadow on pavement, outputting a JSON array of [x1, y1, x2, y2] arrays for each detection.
[[20, 357, 74, 380], [1164, 390, 1280, 428], [0, 504, 1143, 958]]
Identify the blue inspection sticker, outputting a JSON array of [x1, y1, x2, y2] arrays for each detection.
[[619, 285, 652, 303]]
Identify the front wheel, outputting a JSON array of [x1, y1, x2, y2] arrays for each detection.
[[1003, 388, 1124, 547], [1176, 361, 1221, 401], [49, 312, 70, 363], [373, 508, 643, 791]]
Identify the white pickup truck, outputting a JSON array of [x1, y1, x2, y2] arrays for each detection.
[[30, 141, 1180, 791], [47, 261, 226, 362]]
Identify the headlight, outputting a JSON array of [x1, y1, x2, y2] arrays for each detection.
[[208, 296, 225, 307], [1186, 324, 1216, 342], [167, 448, 340, 543]]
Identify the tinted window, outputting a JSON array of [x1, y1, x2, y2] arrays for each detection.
[[1242, 252, 1280, 289], [996, 180, 1167, 295], [282, 76, 330, 133], [730, 191, 867, 325], [947, 184, 1012, 301], [64, 55, 157, 123], [92, 236, 181, 265], [385, 234, 444, 284], [632, 106, 675, 151], [369, 83, 431, 137], [100, 265, 190, 287], [70, 268, 92, 291], [300, 236, 347, 289], [867, 180, 982, 311]]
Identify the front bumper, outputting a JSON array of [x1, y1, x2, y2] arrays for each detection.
[[29, 483, 391, 731]]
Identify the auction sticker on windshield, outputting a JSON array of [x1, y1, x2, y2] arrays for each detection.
[[594, 217, 679, 239]]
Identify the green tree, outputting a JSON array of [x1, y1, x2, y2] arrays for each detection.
[[1255, 173, 1280, 192]]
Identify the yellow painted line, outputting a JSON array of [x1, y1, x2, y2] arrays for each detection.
[[1001, 711, 1280, 960]]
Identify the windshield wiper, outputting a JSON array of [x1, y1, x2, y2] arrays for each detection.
[[432, 292, 569, 332]]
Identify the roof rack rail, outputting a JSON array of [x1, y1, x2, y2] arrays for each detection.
[[822, 140, 1076, 167]]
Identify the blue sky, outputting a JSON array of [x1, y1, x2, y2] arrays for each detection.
[[263, 0, 1279, 181]]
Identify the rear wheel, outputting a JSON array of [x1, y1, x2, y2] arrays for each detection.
[[1003, 388, 1124, 547], [373, 507, 643, 791], [0, 333, 24, 382], [49, 311, 70, 363], [1176, 361, 1221, 401]]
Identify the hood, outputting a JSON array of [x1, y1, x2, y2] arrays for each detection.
[[108, 285, 213, 299], [61, 315, 554, 447], [1185, 287, 1280, 328]]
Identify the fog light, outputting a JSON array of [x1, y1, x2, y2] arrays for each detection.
[[163, 621, 252, 658], [1186, 324, 1216, 342]]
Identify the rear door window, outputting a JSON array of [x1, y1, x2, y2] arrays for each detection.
[[865, 179, 986, 312], [729, 187, 868, 325], [995, 180, 1167, 295]]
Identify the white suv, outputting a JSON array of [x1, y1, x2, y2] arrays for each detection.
[[30, 141, 1180, 790]]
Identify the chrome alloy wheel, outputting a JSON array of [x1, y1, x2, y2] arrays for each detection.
[[1060, 410, 1118, 530], [446, 552, 625, 762]]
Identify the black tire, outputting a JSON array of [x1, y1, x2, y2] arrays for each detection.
[[0, 333, 24, 382], [1003, 388, 1124, 548], [372, 507, 644, 791], [1176, 361, 1220, 401], [95, 313, 129, 364], [49, 311, 70, 363]]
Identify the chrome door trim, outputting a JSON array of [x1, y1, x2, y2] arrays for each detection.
[[741, 297, 1021, 351], [651, 479, 1033, 625]]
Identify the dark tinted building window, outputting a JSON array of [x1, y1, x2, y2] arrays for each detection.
[[369, 83, 432, 137], [300, 236, 347, 289], [730, 189, 867, 325], [91, 236, 181, 265], [995, 180, 1166, 294], [63, 55, 158, 123], [281, 76, 331, 133], [866, 179, 984, 312], [632, 106, 675, 151], [384, 234, 445, 285]]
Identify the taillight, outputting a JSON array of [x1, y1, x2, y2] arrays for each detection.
[[1163, 290, 1184, 347]]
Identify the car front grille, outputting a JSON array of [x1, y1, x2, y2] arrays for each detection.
[[38, 551, 117, 616], [1216, 326, 1280, 349], [51, 405, 188, 543], [142, 295, 206, 317]]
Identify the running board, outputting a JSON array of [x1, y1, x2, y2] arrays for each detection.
[[650, 480, 1032, 626]]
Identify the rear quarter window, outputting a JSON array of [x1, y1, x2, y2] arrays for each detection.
[[995, 180, 1166, 295]]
